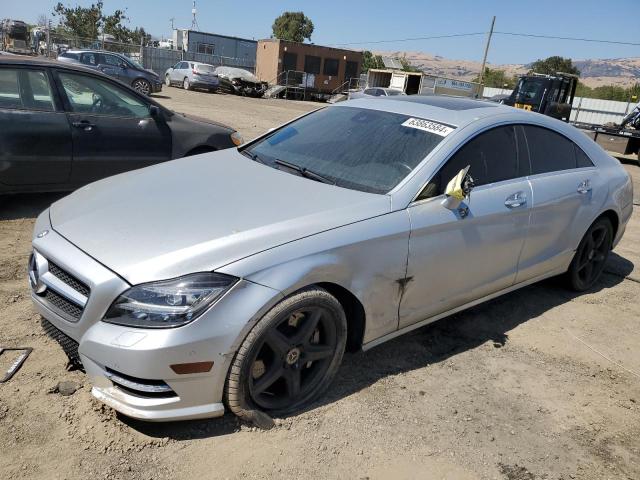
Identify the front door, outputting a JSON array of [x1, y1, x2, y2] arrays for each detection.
[[55, 70, 171, 186], [399, 125, 532, 327], [0, 67, 71, 186], [344, 61, 358, 85], [98, 53, 127, 82]]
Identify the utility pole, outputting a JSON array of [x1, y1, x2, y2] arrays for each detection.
[[170, 17, 175, 30], [479, 16, 496, 87], [46, 20, 51, 58]]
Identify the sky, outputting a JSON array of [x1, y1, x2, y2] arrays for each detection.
[[6, 0, 640, 65]]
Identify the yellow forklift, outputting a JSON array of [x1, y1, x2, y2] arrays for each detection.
[[503, 72, 578, 122]]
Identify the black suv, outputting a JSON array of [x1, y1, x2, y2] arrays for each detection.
[[58, 49, 162, 95]]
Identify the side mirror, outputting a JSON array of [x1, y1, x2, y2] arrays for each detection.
[[149, 105, 161, 118], [442, 166, 474, 211], [120, 62, 128, 69]]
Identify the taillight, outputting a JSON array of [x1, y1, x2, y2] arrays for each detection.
[[192, 69, 199, 75]]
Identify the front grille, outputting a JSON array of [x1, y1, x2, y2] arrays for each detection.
[[43, 289, 83, 320], [48, 262, 90, 297], [40, 318, 82, 368]]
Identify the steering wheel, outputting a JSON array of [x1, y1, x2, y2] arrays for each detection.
[[89, 93, 103, 113]]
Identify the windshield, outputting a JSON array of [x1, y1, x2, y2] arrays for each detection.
[[245, 106, 450, 194], [196, 64, 216, 73]]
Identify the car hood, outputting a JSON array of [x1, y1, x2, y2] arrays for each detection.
[[50, 150, 390, 285]]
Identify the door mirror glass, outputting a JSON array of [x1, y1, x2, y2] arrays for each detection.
[[442, 166, 474, 210]]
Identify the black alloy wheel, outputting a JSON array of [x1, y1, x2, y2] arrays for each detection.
[[567, 217, 613, 291], [225, 287, 347, 420]]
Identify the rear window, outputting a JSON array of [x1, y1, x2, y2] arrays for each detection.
[[245, 106, 452, 194], [195, 64, 215, 73], [524, 125, 584, 174], [60, 52, 79, 60]]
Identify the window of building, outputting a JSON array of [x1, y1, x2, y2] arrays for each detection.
[[197, 43, 215, 55], [304, 55, 321, 74], [323, 58, 339, 76]]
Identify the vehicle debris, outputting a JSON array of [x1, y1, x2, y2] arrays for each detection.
[[0, 347, 32, 383]]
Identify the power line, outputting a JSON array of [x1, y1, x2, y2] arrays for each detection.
[[494, 31, 640, 46], [330, 32, 485, 47], [329, 31, 640, 48]]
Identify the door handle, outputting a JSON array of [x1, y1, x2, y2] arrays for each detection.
[[72, 120, 95, 132], [504, 191, 527, 209], [577, 180, 592, 194]]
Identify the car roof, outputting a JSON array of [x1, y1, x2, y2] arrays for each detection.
[[0, 55, 100, 74], [340, 95, 531, 128]]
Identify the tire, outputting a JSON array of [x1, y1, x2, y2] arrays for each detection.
[[165, 75, 171, 87], [565, 217, 613, 291], [183, 77, 190, 90], [132, 78, 151, 96], [225, 286, 347, 421]]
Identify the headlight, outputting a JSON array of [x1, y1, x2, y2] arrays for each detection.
[[103, 272, 237, 328], [230, 131, 244, 146]]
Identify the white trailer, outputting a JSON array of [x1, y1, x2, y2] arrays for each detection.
[[366, 69, 482, 98]]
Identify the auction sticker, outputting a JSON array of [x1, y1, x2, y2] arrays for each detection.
[[401, 117, 455, 137]]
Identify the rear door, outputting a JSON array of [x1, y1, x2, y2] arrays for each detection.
[[515, 124, 598, 282], [399, 125, 532, 327], [54, 69, 171, 185], [0, 66, 71, 186]]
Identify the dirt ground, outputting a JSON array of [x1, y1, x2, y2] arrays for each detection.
[[1, 88, 639, 480]]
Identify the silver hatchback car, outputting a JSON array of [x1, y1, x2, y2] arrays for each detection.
[[31, 96, 633, 425], [164, 61, 219, 92]]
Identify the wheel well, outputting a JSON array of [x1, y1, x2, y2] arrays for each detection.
[[317, 282, 365, 352], [598, 210, 619, 239], [185, 145, 216, 156], [132, 77, 149, 85]]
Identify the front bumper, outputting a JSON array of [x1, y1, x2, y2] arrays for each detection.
[[31, 212, 282, 421]]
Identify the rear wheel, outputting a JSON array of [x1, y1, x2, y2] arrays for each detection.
[[183, 77, 191, 90], [566, 217, 613, 291], [225, 287, 347, 421], [132, 78, 151, 96]]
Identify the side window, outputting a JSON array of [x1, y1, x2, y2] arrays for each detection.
[[179, 62, 188, 69], [323, 58, 339, 76], [58, 72, 150, 118], [575, 145, 594, 168], [102, 54, 123, 67], [439, 126, 519, 192], [0, 68, 55, 111], [524, 125, 577, 174], [363, 88, 375, 96], [80, 52, 98, 66]]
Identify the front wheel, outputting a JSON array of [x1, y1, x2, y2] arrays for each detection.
[[225, 287, 347, 421], [165, 75, 171, 87], [132, 78, 151, 96], [565, 217, 613, 291]]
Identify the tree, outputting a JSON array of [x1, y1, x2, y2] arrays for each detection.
[[52, 1, 150, 45], [472, 67, 517, 88], [398, 55, 421, 73], [528, 56, 580, 76], [272, 12, 314, 43], [361, 50, 384, 72]]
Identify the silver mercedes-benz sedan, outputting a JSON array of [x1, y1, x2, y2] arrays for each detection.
[[30, 96, 633, 425]]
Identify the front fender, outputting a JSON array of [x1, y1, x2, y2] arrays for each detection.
[[218, 211, 411, 343]]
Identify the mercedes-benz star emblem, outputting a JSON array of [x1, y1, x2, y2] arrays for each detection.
[[28, 251, 47, 294], [37, 230, 49, 238]]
